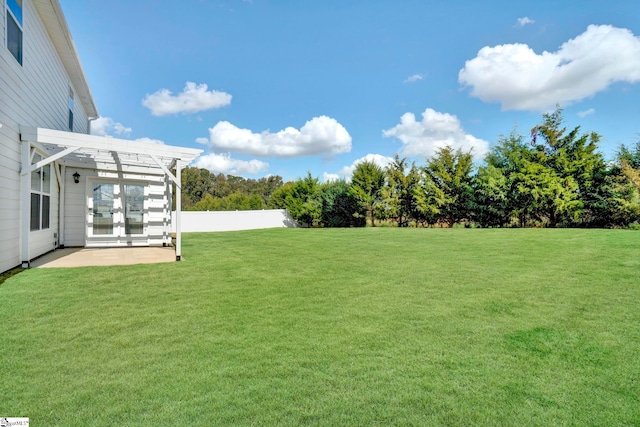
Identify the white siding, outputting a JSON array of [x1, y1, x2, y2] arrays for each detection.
[[0, 125, 21, 272], [0, 0, 91, 270], [62, 166, 86, 246], [1, 1, 90, 133]]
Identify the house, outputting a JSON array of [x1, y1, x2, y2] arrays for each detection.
[[1, 0, 202, 272]]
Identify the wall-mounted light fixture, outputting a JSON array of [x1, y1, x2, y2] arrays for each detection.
[[73, 172, 80, 184]]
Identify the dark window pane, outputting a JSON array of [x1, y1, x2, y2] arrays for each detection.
[[7, 14, 23, 65], [42, 196, 50, 229], [68, 109, 73, 131], [30, 193, 40, 231]]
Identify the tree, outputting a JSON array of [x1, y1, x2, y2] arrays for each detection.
[[531, 106, 607, 226], [472, 164, 509, 227], [268, 182, 295, 209], [321, 180, 365, 227], [603, 172, 640, 226], [421, 146, 474, 227], [269, 173, 322, 227], [189, 193, 221, 211], [513, 160, 581, 227], [223, 192, 262, 210], [481, 131, 537, 226], [350, 160, 385, 226], [381, 155, 420, 227], [181, 167, 214, 208], [256, 175, 284, 203], [412, 175, 444, 227], [617, 140, 640, 169], [601, 141, 640, 226]]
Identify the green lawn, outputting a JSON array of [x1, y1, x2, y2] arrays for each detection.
[[1, 229, 639, 425]]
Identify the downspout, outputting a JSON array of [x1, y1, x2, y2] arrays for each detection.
[[21, 140, 31, 267], [58, 165, 66, 248], [87, 116, 99, 135]]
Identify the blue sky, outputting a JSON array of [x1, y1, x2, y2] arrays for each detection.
[[60, 0, 640, 182]]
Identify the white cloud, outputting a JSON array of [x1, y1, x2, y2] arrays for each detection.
[[459, 25, 640, 111], [383, 108, 489, 160], [90, 117, 167, 146], [577, 108, 595, 118], [90, 117, 132, 136], [404, 74, 424, 83], [323, 172, 340, 183], [516, 17, 535, 27], [337, 154, 395, 179], [142, 82, 232, 116], [194, 153, 269, 175], [134, 137, 165, 145], [202, 115, 352, 158]]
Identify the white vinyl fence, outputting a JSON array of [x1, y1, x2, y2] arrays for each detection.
[[171, 209, 298, 233]]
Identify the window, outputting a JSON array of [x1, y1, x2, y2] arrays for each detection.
[[6, 0, 23, 65], [68, 88, 74, 131], [30, 154, 51, 231]]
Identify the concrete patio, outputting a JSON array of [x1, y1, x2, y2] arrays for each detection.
[[30, 247, 177, 268]]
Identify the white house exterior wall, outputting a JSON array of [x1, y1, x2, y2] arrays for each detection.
[[62, 166, 86, 247], [0, 0, 90, 271]]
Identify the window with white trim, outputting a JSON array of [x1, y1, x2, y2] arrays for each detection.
[[30, 154, 51, 231], [6, 0, 23, 65]]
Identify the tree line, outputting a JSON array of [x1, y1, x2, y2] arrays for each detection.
[[181, 169, 284, 211], [181, 108, 640, 228]]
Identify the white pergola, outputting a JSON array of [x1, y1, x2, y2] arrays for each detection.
[[20, 127, 202, 265]]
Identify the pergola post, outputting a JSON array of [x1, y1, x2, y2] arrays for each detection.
[[175, 159, 182, 261]]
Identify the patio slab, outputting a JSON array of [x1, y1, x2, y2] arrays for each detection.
[[31, 247, 177, 268]]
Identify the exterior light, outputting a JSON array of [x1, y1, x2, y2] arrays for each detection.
[[73, 172, 80, 183]]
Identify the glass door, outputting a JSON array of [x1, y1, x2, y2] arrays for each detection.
[[87, 181, 147, 245], [124, 184, 144, 235], [92, 183, 115, 236]]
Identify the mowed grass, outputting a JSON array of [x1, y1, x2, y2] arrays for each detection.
[[1, 228, 639, 426]]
